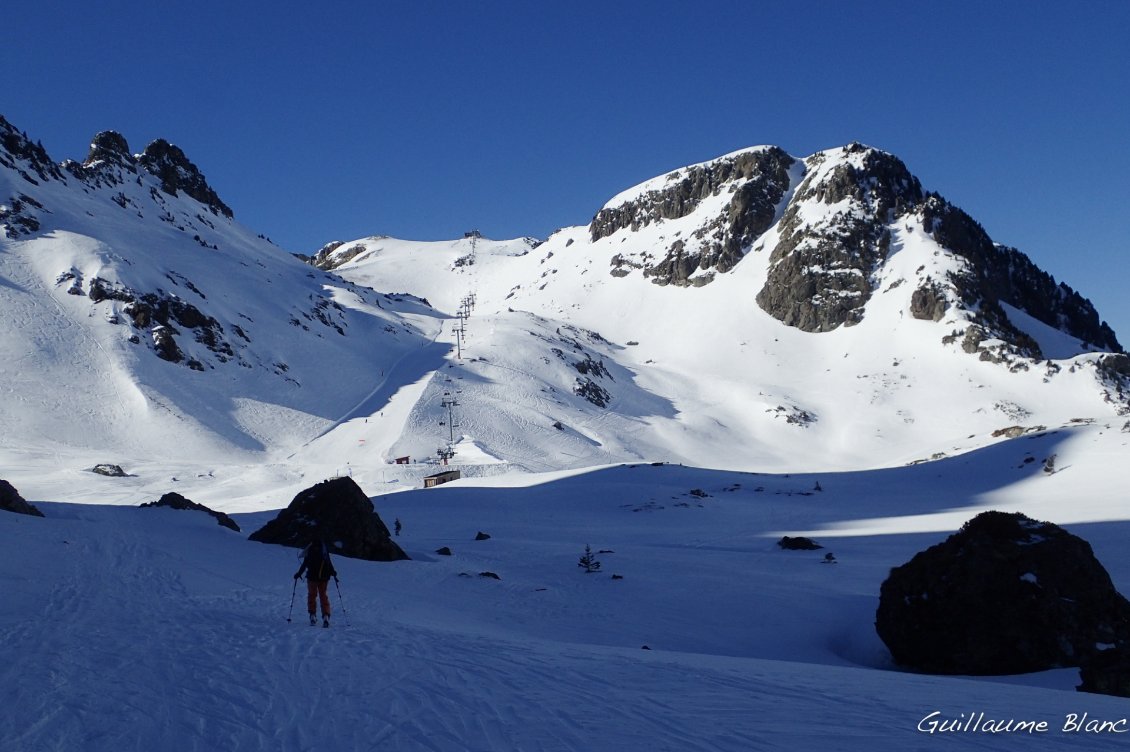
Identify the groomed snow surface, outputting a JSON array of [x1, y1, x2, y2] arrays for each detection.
[[5, 424, 1130, 750]]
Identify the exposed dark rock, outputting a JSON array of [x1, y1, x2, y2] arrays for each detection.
[[910, 279, 949, 322], [151, 325, 184, 363], [436, 546, 453, 556], [474, 531, 492, 541], [573, 354, 611, 380], [140, 492, 240, 532], [86, 131, 132, 165], [137, 139, 233, 218], [778, 536, 822, 550], [757, 146, 921, 332], [590, 147, 796, 286], [90, 463, 129, 477], [113, 289, 233, 366], [87, 277, 135, 304], [876, 511, 1130, 674], [0, 193, 43, 238], [249, 477, 409, 561], [1078, 645, 1130, 697], [479, 571, 501, 580], [308, 240, 357, 270], [920, 195, 1121, 355], [0, 115, 65, 185], [1, 479, 44, 517], [574, 378, 611, 408], [1096, 354, 1130, 413]]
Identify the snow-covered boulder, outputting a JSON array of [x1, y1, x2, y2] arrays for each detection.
[[876, 511, 1130, 674], [248, 477, 409, 562], [0, 479, 44, 517]]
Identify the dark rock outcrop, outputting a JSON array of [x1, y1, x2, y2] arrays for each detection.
[[1078, 645, 1130, 697], [592, 147, 795, 286], [90, 463, 129, 477], [0, 193, 44, 238], [309, 240, 364, 271], [777, 536, 822, 550], [756, 144, 922, 332], [249, 477, 409, 562], [76, 130, 140, 188], [1, 117, 57, 237], [137, 139, 233, 218], [0, 479, 45, 517], [0, 115, 65, 185], [140, 492, 240, 532], [919, 195, 1121, 356], [876, 511, 1130, 674]]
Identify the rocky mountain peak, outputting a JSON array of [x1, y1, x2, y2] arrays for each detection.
[[84, 130, 135, 170], [0, 115, 64, 185], [754, 144, 923, 332], [71, 130, 141, 188], [137, 139, 233, 219], [797, 143, 923, 214]]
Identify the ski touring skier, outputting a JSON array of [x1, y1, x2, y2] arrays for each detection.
[[294, 537, 337, 627]]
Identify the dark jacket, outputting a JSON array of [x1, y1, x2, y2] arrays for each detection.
[[295, 541, 337, 581]]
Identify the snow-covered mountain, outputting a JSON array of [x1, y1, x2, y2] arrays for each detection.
[[8, 117, 1130, 751], [310, 144, 1129, 478], [3, 114, 1128, 508], [1, 115, 442, 474]]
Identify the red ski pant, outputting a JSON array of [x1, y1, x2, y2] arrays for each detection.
[[307, 579, 331, 617]]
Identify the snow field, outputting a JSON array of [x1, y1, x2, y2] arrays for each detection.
[[6, 442, 1130, 750]]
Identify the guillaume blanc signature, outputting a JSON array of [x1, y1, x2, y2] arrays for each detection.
[[918, 711, 1129, 734]]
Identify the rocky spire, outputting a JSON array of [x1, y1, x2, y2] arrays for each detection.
[[137, 139, 233, 218], [0, 114, 64, 184], [83, 130, 136, 171]]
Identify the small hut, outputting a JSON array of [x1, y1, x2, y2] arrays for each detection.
[[424, 470, 461, 488]]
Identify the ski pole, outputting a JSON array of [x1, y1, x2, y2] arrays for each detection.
[[334, 576, 350, 627], [286, 577, 298, 624]]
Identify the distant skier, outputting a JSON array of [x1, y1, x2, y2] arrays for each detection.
[[294, 538, 337, 627]]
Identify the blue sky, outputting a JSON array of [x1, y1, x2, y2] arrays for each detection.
[[6, 1, 1129, 340]]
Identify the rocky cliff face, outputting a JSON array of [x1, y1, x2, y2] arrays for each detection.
[[0, 116, 59, 238], [3, 118, 235, 243], [0, 116, 64, 185], [588, 140, 1122, 360], [917, 195, 1120, 355], [590, 146, 795, 286], [756, 144, 923, 332], [137, 139, 233, 219]]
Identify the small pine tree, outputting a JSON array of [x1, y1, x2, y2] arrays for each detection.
[[578, 544, 601, 573]]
